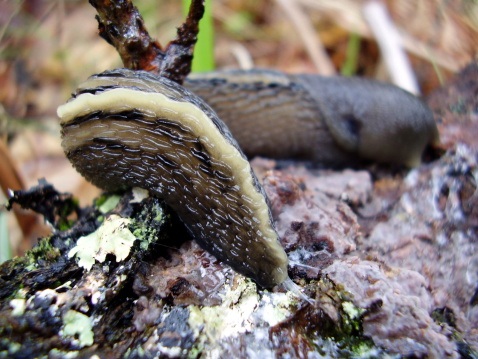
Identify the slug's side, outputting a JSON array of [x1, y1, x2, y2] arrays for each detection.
[[57, 68, 289, 289], [185, 69, 439, 167]]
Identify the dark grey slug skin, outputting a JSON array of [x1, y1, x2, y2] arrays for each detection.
[[185, 69, 439, 167], [60, 68, 439, 289], [60, 69, 288, 288], [185, 70, 342, 163], [294, 74, 439, 166]]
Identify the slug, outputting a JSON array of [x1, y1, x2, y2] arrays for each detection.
[[58, 68, 288, 288], [185, 69, 439, 167], [57, 67, 438, 288]]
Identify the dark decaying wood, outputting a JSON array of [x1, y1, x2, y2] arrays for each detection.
[[1, 0, 477, 356], [90, 0, 204, 84]]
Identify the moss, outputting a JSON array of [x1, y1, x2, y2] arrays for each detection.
[[432, 306, 456, 328], [186, 344, 203, 359], [57, 197, 80, 231], [130, 198, 165, 251], [26, 237, 61, 266], [432, 308, 478, 359], [124, 346, 146, 358], [94, 194, 110, 208], [341, 301, 366, 332], [303, 278, 382, 358], [0, 237, 60, 290]]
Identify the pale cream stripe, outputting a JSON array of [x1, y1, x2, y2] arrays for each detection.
[[58, 88, 287, 264]]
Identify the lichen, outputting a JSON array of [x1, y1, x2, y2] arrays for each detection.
[[258, 290, 298, 326], [98, 194, 121, 214], [1, 342, 21, 357], [62, 310, 94, 348], [9, 298, 26, 316], [48, 349, 80, 359], [68, 215, 136, 270], [188, 277, 260, 341]]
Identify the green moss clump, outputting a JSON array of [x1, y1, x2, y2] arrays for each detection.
[[303, 278, 382, 358], [26, 237, 61, 265], [131, 199, 165, 251]]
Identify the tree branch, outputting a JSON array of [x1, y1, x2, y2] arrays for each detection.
[[89, 0, 205, 84]]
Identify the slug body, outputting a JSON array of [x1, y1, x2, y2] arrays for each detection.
[[58, 67, 438, 288], [58, 69, 288, 288], [185, 69, 439, 167]]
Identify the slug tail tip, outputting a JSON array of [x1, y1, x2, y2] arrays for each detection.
[[282, 277, 314, 305]]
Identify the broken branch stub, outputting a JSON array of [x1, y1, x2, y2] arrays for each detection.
[[89, 0, 205, 84]]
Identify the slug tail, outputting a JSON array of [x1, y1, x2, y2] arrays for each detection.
[[282, 277, 315, 305]]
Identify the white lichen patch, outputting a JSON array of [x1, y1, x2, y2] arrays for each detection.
[[157, 345, 183, 358], [188, 277, 260, 342], [48, 349, 80, 359], [62, 310, 94, 348], [68, 215, 136, 271], [9, 299, 26, 316], [181, 277, 307, 359], [131, 187, 150, 203], [5, 342, 22, 356], [256, 291, 297, 326], [188, 276, 299, 355]]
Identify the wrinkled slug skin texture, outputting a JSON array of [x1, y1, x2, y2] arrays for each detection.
[[58, 68, 438, 288], [185, 69, 439, 167], [57, 68, 289, 288]]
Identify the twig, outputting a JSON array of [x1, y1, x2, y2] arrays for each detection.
[[160, 0, 205, 82], [363, 1, 419, 94], [274, 0, 336, 75], [89, 0, 204, 84]]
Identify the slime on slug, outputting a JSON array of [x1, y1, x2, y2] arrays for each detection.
[[58, 68, 438, 292]]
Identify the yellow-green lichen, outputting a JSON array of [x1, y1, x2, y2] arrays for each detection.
[[98, 194, 121, 214], [68, 215, 136, 271], [342, 301, 366, 320], [62, 310, 94, 348], [188, 277, 259, 343]]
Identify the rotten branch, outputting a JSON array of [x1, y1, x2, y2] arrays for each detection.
[[89, 0, 205, 84]]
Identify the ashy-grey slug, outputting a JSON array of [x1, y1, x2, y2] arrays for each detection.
[[186, 69, 439, 167], [57, 68, 438, 288]]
